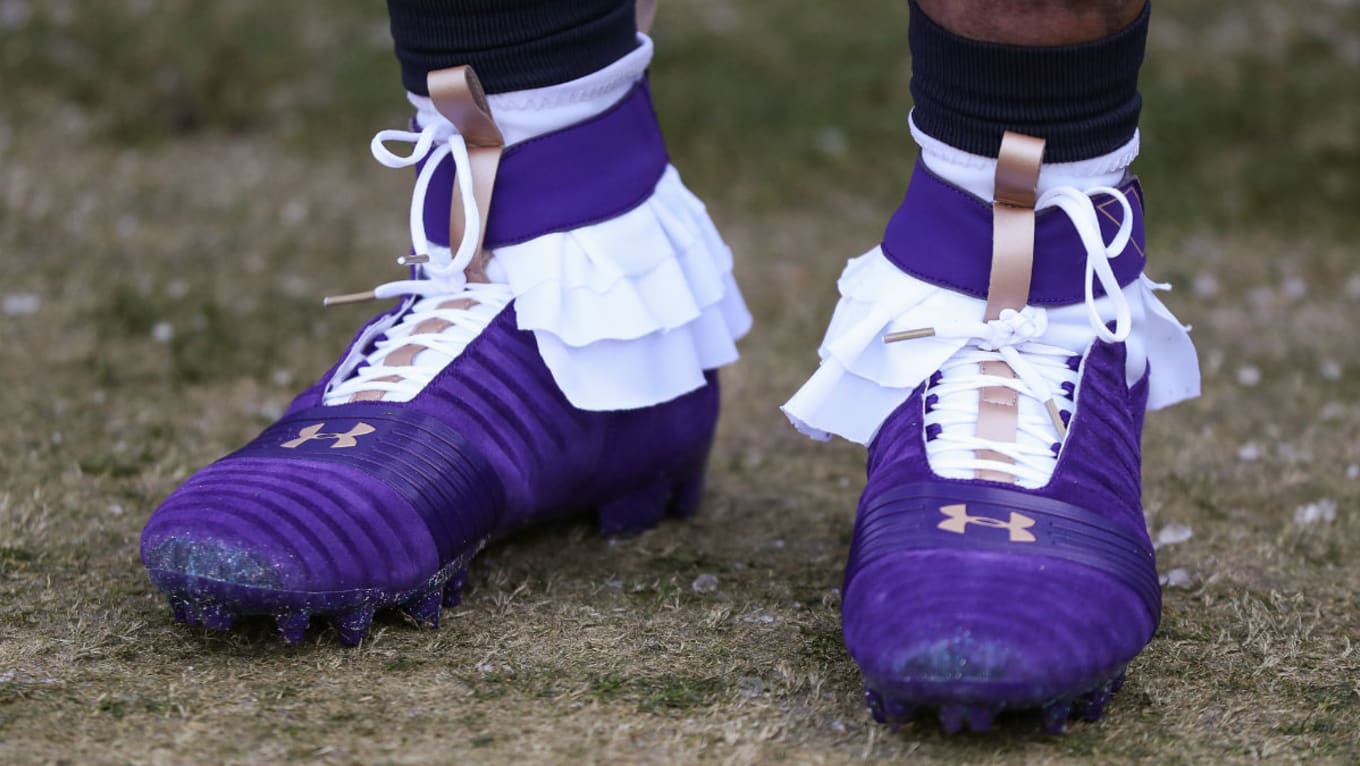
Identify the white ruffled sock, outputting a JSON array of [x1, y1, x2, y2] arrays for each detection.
[[407, 34, 654, 147], [909, 111, 1139, 201]]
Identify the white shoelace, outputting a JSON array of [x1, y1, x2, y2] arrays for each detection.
[[324, 100, 514, 405], [911, 185, 1135, 487]]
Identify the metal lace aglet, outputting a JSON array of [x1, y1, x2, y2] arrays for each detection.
[[1046, 398, 1069, 439], [323, 290, 378, 307], [883, 327, 936, 344], [396, 253, 430, 266]]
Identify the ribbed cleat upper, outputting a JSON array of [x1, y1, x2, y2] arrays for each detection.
[[141, 305, 722, 624], [843, 336, 1159, 709]]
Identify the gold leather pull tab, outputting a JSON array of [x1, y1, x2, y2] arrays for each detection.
[[636, 0, 658, 34], [427, 66, 504, 269], [975, 131, 1045, 483]]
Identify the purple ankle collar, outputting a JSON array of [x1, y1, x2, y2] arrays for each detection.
[[421, 81, 670, 250], [881, 160, 1147, 306]]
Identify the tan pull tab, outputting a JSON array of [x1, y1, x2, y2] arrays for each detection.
[[427, 66, 505, 268], [984, 132, 1045, 320], [637, 0, 658, 34], [975, 131, 1045, 483]]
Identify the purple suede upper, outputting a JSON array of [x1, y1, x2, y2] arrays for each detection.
[[841, 336, 1156, 705], [142, 305, 720, 601], [421, 81, 669, 251], [881, 160, 1146, 305]]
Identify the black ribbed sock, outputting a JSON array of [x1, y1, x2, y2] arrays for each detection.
[[908, 0, 1149, 162], [386, 0, 638, 96]]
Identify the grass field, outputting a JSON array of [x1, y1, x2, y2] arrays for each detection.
[[3, 1, 1360, 763]]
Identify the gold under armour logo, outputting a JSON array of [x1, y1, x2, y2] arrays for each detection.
[[937, 504, 1037, 543], [281, 422, 376, 449]]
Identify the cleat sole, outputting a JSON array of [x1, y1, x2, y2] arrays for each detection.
[[862, 665, 1128, 734]]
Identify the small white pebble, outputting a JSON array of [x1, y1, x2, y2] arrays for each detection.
[[1154, 523, 1193, 548], [1281, 276, 1307, 300], [1236, 365, 1262, 386], [1347, 464, 1359, 480], [1346, 274, 1360, 300], [151, 321, 175, 343], [115, 214, 139, 239], [108, 503, 124, 516], [1294, 499, 1337, 526], [830, 720, 848, 734], [816, 126, 848, 157], [2, 292, 40, 316], [1320, 360, 1343, 381], [740, 610, 777, 624], [691, 574, 719, 593], [281, 200, 308, 226], [1237, 443, 1262, 462], [1159, 569, 1192, 589], [1191, 273, 1219, 298], [737, 676, 766, 698]]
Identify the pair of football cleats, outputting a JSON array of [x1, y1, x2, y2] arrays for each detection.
[[141, 57, 1197, 732]]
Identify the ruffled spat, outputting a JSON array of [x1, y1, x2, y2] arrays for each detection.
[[490, 165, 752, 411], [781, 248, 1200, 444]]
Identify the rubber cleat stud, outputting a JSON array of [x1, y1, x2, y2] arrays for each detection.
[[939, 705, 967, 734], [404, 587, 443, 628], [442, 567, 469, 609], [169, 598, 191, 625], [276, 612, 310, 644], [964, 706, 997, 733], [1042, 701, 1072, 734], [864, 688, 887, 724], [198, 603, 235, 632], [1076, 681, 1115, 722], [333, 607, 375, 646], [1110, 668, 1127, 693]]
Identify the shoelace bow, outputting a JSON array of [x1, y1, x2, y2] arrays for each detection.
[[324, 99, 513, 404], [888, 185, 1136, 486]]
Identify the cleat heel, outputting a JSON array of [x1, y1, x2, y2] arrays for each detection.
[[597, 478, 671, 537], [669, 466, 707, 519]]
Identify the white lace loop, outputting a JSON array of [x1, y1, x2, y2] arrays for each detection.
[[368, 115, 482, 291], [879, 184, 1142, 486], [322, 107, 512, 405], [1036, 184, 1134, 343]]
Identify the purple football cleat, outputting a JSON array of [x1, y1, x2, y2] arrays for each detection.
[[785, 132, 1199, 731], [142, 48, 750, 645]]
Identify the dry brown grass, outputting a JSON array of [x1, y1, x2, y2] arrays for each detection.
[[3, 1, 1360, 764]]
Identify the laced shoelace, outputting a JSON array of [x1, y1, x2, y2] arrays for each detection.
[[324, 99, 514, 405], [887, 184, 1135, 487]]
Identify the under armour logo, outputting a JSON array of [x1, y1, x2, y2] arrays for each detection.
[[937, 503, 1036, 543], [281, 422, 376, 449]]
